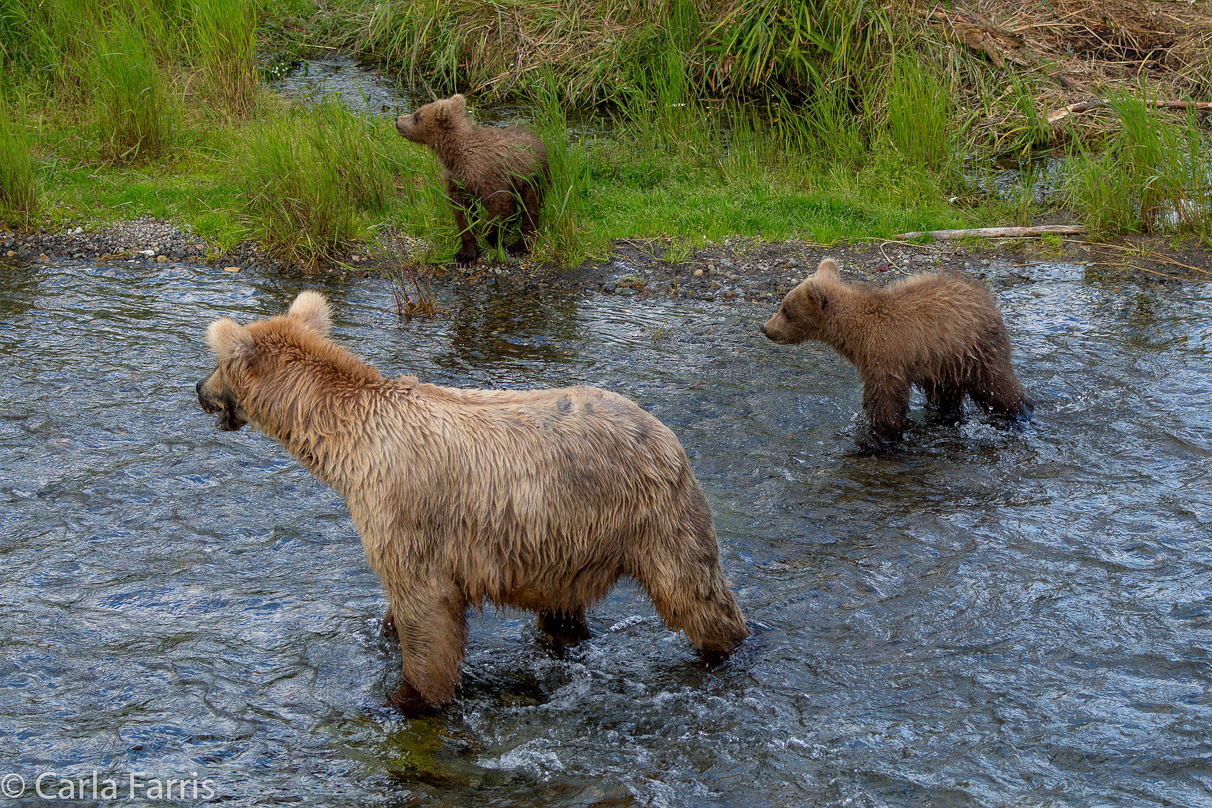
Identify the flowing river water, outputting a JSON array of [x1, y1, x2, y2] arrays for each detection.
[[1, 257, 1210, 807]]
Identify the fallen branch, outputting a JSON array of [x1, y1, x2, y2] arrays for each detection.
[[897, 225, 1087, 240], [1048, 98, 1212, 125]]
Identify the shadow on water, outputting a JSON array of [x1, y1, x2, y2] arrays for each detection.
[[1, 257, 1211, 807]]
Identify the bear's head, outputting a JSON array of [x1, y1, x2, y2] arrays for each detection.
[[395, 94, 467, 146], [761, 258, 843, 344], [196, 291, 332, 431]]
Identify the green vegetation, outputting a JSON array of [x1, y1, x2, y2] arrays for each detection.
[[1065, 92, 1212, 240], [0, 0, 1208, 268], [238, 97, 427, 267], [0, 100, 38, 227], [193, 0, 260, 118], [92, 24, 176, 163]]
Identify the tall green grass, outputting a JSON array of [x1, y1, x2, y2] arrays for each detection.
[[1065, 91, 1212, 238], [886, 55, 952, 172], [706, 0, 892, 100], [239, 97, 424, 268], [0, 106, 39, 228], [92, 24, 175, 163], [527, 80, 596, 264], [324, 0, 893, 108], [192, 0, 259, 117]]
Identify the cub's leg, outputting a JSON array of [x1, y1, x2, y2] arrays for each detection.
[[448, 185, 480, 265], [923, 381, 964, 420], [968, 359, 1034, 420], [862, 371, 912, 441], [507, 182, 542, 256]]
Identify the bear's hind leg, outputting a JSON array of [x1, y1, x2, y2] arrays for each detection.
[[506, 182, 542, 257], [968, 361, 1034, 420], [633, 538, 749, 658], [538, 608, 591, 647]]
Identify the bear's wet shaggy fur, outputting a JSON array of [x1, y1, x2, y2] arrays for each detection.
[[197, 292, 748, 709], [395, 93, 547, 265], [763, 258, 1033, 442]]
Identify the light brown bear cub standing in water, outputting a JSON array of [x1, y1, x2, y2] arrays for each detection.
[[197, 292, 748, 710], [396, 93, 548, 265], [762, 258, 1033, 443]]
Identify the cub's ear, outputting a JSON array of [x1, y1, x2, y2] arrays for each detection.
[[448, 93, 466, 116], [288, 290, 331, 337], [207, 317, 256, 361], [804, 281, 829, 310], [814, 257, 840, 279]]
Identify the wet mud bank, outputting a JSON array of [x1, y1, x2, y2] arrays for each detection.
[[4, 219, 1209, 311]]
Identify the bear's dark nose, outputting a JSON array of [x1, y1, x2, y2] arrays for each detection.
[[195, 379, 204, 396], [760, 323, 768, 337]]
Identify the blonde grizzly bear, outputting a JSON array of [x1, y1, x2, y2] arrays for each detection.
[[196, 291, 748, 709], [395, 93, 548, 265], [762, 258, 1033, 443]]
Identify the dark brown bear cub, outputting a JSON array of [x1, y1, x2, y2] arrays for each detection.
[[396, 93, 548, 265], [763, 258, 1033, 443]]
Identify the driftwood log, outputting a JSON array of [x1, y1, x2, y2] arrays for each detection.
[[1048, 99, 1212, 125], [896, 225, 1087, 241]]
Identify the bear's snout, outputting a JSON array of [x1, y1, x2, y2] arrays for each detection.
[[197, 370, 247, 432], [762, 314, 792, 344]]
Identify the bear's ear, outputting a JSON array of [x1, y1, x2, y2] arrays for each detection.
[[814, 258, 840, 279], [804, 281, 829, 311], [207, 317, 256, 361], [288, 290, 331, 337], [447, 93, 466, 117]]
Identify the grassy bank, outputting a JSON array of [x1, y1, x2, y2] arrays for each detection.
[[1, 0, 1209, 268]]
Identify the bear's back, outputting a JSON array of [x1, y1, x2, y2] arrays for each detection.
[[855, 272, 1008, 370]]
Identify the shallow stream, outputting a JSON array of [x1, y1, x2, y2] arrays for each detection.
[[1, 259, 1211, 807]]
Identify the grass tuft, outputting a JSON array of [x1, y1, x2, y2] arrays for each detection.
[[527, 78, 597, 264], [193, 0, 260, 118], [0, 104, 39, 228], [92, 24, 175, 163], [1065, 89, 1212, 238], [239, 97, 419, 268]]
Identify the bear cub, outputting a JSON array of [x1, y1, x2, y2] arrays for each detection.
[[396, 93, 548, 265], [763, 258, 1033, 443]]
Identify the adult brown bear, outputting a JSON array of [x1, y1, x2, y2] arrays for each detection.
[[197, 292, 748, 709], [763, 258, 1033, 443], [395, 93, 547, 265]]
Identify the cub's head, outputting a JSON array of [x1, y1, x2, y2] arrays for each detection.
[[761, 258, 843, 345], [394, 93, 467, 146], [196, 291, 331, 431]]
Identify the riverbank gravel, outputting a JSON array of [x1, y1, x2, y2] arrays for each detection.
[[3, 219, 1207, 304]]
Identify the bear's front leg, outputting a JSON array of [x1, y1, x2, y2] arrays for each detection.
[[862, 371, 911, 442], [387, 585, 469, 711]]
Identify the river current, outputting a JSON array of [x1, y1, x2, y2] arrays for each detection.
[[1, 259, 1210, 807]]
